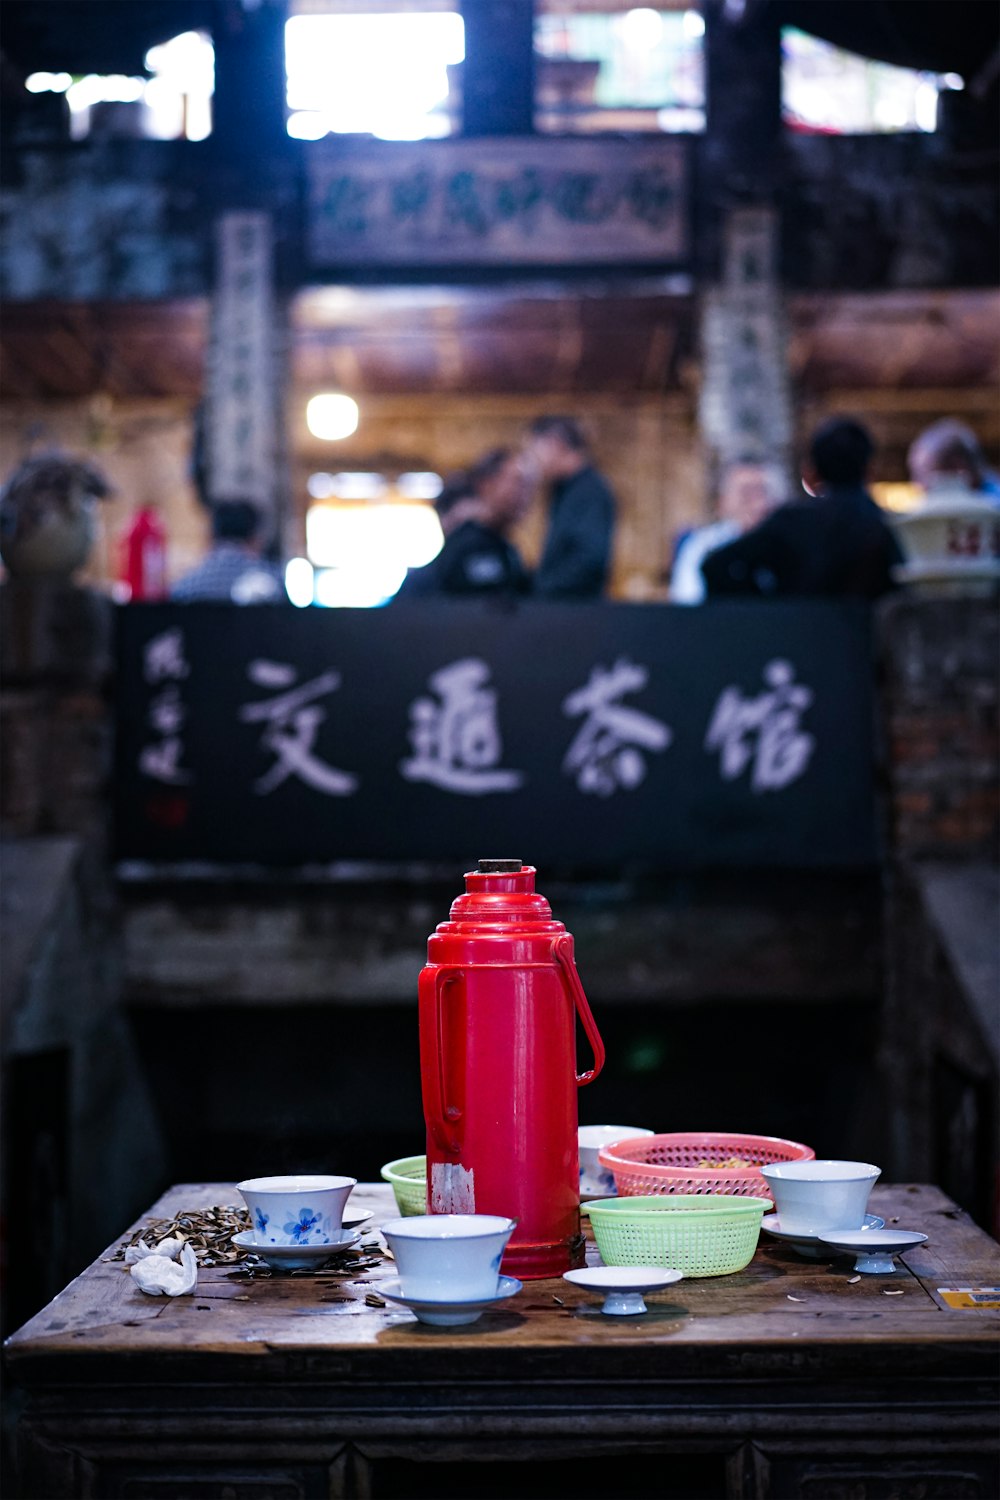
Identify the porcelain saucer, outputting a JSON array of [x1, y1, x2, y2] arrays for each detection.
[[761, 1213, 885, 1260], [342, 1211, 374, 1230], [232, 1227, 361, 1270], [818, 1227, 927, 1274], [376, 1274, 523, 1326], [563, 1265, 683, 1316]]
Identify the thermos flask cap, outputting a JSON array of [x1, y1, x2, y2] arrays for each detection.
[[477, 858, 523, 872]]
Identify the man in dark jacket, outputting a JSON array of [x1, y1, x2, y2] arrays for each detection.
[[396, 449, 531, 599], [702, 419, 903, 600], [526, 415, 616, 599]]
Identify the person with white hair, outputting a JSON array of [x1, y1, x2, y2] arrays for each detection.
[[670, 460, 780, 604], [907, 419, 1000, 505]]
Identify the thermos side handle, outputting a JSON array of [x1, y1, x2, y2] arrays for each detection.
[[551, 935, 606, 1087], [419, 965, 464, 1153]]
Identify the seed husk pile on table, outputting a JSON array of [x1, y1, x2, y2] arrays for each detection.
[[107, 1206, 383, 1276]]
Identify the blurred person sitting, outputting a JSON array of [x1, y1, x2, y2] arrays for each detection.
[[670, 460, 778, 605], [702, 418, 903, 601], [907, 418, 1000, 504], [171, 499, 285, 603], [525, 415, 616, 600], [396, 448, 532, 599]]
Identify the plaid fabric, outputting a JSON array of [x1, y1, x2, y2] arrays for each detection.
[[171, 545, 285, 603]]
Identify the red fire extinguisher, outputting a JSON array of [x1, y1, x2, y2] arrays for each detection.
[[120, 505, 167, 601], [419, 860, 606, 1279]]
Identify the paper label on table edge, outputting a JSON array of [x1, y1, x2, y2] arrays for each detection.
[[931, 1286, 1000, 1310]]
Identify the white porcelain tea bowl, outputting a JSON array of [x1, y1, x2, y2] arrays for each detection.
[[578, 1125, 654, 1197], [818, 1228, 928, 1275], [236, 1175, 357, 1247], [381, 1214, 515, 1302], [563, 1265, 682, 1317], [760, 1160, 880, 1235]]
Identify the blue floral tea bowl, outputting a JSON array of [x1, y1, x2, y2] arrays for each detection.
[[237, 1174, 357, 1247]]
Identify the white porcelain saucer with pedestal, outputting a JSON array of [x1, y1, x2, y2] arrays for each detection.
[[563, 1265, 683, 1316], [232, 1227, 361, 1270], [761, 1213, 885, 1260], [818, 1228, 928, 1274], [377, 1274, 523, 1326]]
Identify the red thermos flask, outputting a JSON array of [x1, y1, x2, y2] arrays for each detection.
[[419, 860, 606, 1279]]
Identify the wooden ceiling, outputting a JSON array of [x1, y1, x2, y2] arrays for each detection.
[[1, 285, 996, 403], [0, 283, 695, 401], [0, 301, 208, 401], [788, 289, 1000, 395], [292, 281, 694, 397]]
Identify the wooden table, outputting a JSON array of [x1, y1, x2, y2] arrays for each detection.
[[6, 1183, 999, 1500]]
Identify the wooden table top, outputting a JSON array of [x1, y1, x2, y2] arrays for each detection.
[[6, 1182, 999, 1383]]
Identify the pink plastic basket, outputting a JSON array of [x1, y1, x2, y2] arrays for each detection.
[[597, 1131, 815, 1200]]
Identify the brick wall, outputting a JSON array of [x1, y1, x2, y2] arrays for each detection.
[[878, 594, 1000, 861], [0, 581, 113, 841]]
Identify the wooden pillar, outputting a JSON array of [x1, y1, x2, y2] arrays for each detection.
[[211, 0, 289, 163], [204, 2, 291, 554], [460, 0, 535, 136], [702, 0, 782, 206], [698, 2, 791, 495]]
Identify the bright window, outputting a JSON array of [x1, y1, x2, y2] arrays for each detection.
[[27, 31, 214, 141], [285, 5, 464, 141], [305, 483, 444, 607], [782, 27, 963, 135], [535, 6, 705, 134]]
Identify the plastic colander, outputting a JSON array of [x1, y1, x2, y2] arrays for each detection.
[[583, 1194, 771, 1277], [380, 1155, 427, 1216], [598, 1132, 814, 1200]]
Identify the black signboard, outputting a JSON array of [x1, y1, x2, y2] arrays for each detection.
[[115, 601, 878, 870]]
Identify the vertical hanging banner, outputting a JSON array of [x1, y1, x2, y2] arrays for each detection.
[[205, 212, 280, 511], [700, 207, 794, 487]]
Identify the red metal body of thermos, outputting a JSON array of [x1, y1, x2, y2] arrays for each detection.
[[419, 861, 606, 1279]]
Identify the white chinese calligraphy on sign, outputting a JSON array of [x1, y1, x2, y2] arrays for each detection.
[[143, 627, 190, 686], [239, 659, 358, 796], [400, 657, 524, 794], [562, 658, 672, 796], [705, 658, 815, 792], [139, 628, 192, 785]]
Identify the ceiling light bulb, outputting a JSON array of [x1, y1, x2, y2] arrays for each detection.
[[306, 393, 360, 441]]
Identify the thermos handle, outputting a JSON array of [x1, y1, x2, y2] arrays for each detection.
[[552, 935, 606, 1087], [419, 965, 464, 1154]]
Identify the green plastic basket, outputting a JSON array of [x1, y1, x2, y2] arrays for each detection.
[[380, 1155, 427, 1217], [582, 1194, 770, 1278]]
